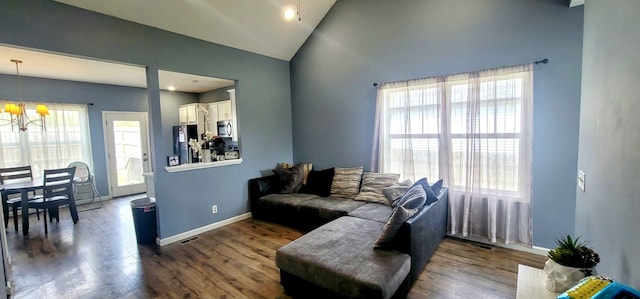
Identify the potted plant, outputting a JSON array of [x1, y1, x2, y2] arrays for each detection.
[[544, 234, 600, 292]]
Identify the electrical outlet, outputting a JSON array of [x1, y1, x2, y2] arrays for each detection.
[[212, 205, 218, 214]]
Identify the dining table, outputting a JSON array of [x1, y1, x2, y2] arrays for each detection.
[[0, 179, 44, 236]]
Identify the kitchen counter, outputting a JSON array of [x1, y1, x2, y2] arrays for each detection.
[[163, 158, 243, 173]]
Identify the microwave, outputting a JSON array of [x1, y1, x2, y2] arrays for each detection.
[[217, 120, 232, 137]]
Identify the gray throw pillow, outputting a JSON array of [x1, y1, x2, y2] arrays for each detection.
[[330, 166, 364, 199], [354, 172, 400, 205], [374, 184, 426, 248], [382, 179, 413, 206], [272, 164, 304, 193]]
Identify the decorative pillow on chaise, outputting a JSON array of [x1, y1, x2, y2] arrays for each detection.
[[299, 167, 335, 197], [330, 166, 364, 199], [374, 184, 427, 248], [354, 172, 400, 205]]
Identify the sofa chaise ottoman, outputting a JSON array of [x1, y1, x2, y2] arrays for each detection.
[[276, 216, 411, 299]]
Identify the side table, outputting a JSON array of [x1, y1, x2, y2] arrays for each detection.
[[516, 264, 561, 299]]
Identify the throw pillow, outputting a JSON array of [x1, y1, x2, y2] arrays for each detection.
[[278, 162, 313, 185], [411, 177, 439, 206], [383, 179, 413, 207], [299, 167, 335, 197], [374, 184, 427, 248], [430, 179, 443, 195], [354, 172, 400, 205], [330, 166, 364, 199], [272, 163, 304, 193]]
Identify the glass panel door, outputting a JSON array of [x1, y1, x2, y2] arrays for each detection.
[[104, 112, 150, 197]]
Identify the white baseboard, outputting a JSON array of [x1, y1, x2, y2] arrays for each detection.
[[448, 234, 551, 256], [156, 212, 252, 246]]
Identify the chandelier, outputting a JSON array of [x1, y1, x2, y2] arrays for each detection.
[[1, 59, 48, 131]]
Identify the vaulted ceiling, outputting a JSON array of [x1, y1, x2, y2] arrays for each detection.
[[55, 0, 337, 62], [2, 1, 584, 92], [1, 1, 336, 92]]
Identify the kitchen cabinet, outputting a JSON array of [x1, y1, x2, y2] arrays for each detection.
[[178, 103, 209, 134], [208, 100, 232, 122], [217, 100, 232, 120], [208, 100, 232, 134], [202, 89, 238, 141]]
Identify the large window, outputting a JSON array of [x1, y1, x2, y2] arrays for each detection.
[[375, 64, 533, 245], [0, 102, 93, 178]]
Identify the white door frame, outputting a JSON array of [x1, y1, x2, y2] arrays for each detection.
[[102, 111, 152, 197]]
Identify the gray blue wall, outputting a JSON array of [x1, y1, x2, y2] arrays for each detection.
[[0, 0, 293, 239], [576, 0, 640, 288], [0, 74, 148, 197], [199, 85, 236, 103], [290, 0, 584, 248]]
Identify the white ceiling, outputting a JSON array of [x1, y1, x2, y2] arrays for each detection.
[[55, 0, 337, 62], [0, 45, 147, 88], [0, 45, 232, 93], [1, 1, 336, 93]]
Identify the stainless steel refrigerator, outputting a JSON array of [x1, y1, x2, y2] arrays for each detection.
[[173, 125, 198, 164]]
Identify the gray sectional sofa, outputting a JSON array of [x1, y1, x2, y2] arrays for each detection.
[[248, 174, 448, 299]]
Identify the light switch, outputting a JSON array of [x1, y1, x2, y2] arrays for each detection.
[[577, 170, 586, 192]]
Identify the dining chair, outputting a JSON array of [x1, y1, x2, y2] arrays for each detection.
[[0, 166, 41, 231], [26, 167, 79, 234]]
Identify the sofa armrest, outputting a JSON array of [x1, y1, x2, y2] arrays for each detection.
[[392, 187, 449, 283], [248, 175, 278, 218]]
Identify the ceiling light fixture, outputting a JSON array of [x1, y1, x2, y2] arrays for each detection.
[[283, 8, 296, 21], [1, 59, 48, 131], [283, 0, 301, 22], [168, 86, 176, 91]]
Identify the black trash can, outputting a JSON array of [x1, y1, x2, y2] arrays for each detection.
[[130, 197, 157, 244]]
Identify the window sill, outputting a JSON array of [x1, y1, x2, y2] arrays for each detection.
[[164, 158, 243, 173]]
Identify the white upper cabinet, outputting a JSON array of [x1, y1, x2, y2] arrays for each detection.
[[207, 89, 238, 141], [178, 103, 209, 133], [208, 100, 231, 122], [217, 100, 232, 120]]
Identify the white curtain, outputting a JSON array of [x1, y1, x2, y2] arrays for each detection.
[[0, 102, 93, 178], [373, 64, 533, 246]]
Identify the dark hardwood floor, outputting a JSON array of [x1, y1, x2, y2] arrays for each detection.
[[6, 196, 546, 298]]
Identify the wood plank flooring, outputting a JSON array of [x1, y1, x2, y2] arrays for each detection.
[[6, 196, 546, 299]]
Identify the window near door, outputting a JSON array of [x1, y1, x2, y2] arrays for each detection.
[[0, 102, 93, 177]]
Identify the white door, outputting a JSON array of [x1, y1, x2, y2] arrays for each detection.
[[103, 112, 151, 197]]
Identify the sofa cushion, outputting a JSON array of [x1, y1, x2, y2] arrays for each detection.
[[354, 172, 400, 205], [276, 216, 410, 299], [279, 162, 313, 185], [348, 203, 393, 223], [407, 177, 439, 206], [298, 197, 366, 222], [383, 179, 413, 207], [375, 185, 426, 248], [299, 167, 335, 197], [260, 193, 319, 209], [430, 179, 443, 195], [272, 163, 305, 193], [330, 166, 364, 199]]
